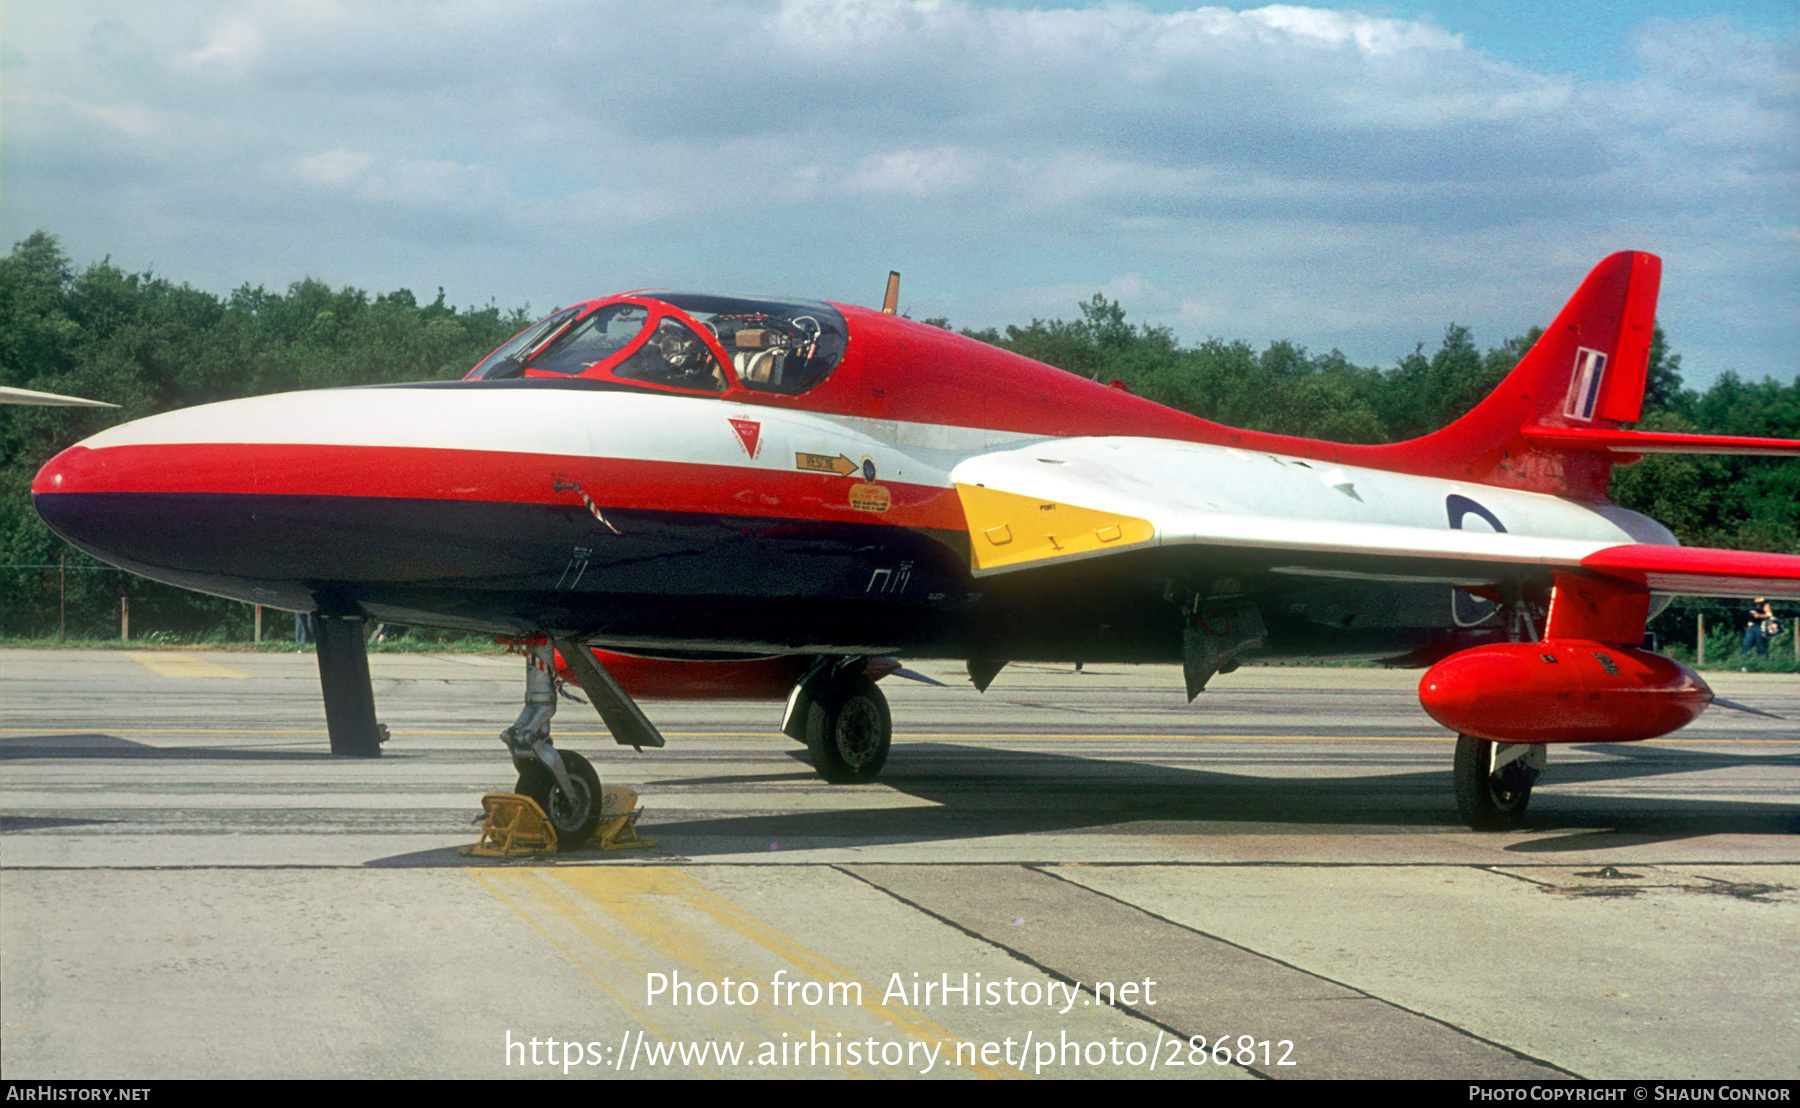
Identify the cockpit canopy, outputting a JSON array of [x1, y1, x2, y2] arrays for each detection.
[[466, 293, 849, 396]]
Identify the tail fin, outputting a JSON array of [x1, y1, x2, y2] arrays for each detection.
[[1395, 251, 1661, 499]]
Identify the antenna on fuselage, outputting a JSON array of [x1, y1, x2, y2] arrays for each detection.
[[880, 271, 900, 315]]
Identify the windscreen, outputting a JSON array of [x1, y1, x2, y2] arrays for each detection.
[[466, 306, 582, 379], [521, 303, 653, 376], [655, 294, 848, 395]]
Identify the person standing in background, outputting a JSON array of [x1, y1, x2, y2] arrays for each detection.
[[1742, 598, 1774, 658]]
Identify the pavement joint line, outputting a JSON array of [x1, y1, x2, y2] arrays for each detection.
[[4, 728, 1795, 745], [1482, 866, 1549, 885], [1475, 866, 1738, 896], [468, 864, 1022, 1079], [828, 862, 1271, 1080], [4, 860, 1797, 873], [1478, 866, 1571, 891], [1026, 864, 1584, 1078]]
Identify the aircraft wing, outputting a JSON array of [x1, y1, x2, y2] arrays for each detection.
[[950, 437, 1800, 599]]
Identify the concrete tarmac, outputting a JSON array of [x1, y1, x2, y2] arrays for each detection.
[[1, 649, 1796, 1079]]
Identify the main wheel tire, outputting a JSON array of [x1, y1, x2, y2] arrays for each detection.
[[805, 675, 892, 784], [1454, 734, 1533, 831], [515, 748, 604, 845]]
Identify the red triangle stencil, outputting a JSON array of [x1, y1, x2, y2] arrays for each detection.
[[728, 418, 762, 459]]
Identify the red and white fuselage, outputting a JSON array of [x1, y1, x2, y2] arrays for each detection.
[[32, 296, 1656, 659]]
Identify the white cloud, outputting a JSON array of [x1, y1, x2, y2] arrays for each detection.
[[12, 90, 166, 137], [176, 15, 264, 72], [290, 148, 372, 186], [75, 101, 163, 136], [1246, 4, 1458, 55], [1, 1, 1794, 384], [845, 147, 986, 196]]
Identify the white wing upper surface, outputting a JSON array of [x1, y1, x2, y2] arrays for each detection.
[[949, 437, 1800, 598]]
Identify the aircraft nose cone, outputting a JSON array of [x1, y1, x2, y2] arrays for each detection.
[[31, 423, 383, 614], [33, 440, 142, 500], [28, 387, 579, 608], [32, 438, 256, 575], [32, 442, 139, 553], [29, 383, 699, 624]]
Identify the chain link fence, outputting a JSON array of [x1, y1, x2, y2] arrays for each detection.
[[0, 561, 484, 649], [4, 562, 1792, 671]]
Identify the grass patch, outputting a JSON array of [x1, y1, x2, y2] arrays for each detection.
[[1658, 626, 1799, 674]]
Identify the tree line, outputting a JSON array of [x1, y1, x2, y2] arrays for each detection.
[[3, 232, 1795, 654], [1, 232, 526, 639]]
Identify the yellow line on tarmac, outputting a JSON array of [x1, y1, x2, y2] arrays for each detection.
[[910, 734, 1800, 747], [0, 728, 324, 735], [2, 728, 1796, 745], [122, 652, 251, 678], [467, 866, 1021, 1079], [903, 732, 1441, 742], [0, 727, 1433, 741], [466, 868, 689, 1067]]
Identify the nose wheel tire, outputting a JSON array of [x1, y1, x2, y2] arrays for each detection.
[[516, 748, 604, 844], [1454, 734, 1534, 831], [805, 675, 892, 784]]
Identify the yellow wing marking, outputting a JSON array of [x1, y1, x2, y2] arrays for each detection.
[[954, 483, 1155, 572]]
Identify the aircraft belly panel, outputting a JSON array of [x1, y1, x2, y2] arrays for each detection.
[[34, 491, 971, 647]]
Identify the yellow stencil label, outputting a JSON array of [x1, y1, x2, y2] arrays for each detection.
[[849, 482, 891, 513], [796, 452, 859, 476]]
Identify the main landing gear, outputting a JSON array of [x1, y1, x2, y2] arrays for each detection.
[[783, 659, 893, 784], [1453, 735, 1546, 831]]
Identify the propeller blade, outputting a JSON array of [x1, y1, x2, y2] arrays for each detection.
[[1711, 696, 1786, 721]]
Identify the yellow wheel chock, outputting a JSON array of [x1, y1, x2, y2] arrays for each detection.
[[459, 793, 558, 857], [591, 786, 657, 851], [459, 786, 656, 858]]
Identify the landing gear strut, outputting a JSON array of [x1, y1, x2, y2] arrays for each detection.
[[500, 643, 603, 842], [1454, 735, 1545, 831], [314, 613, 386, 757], [783, 659, 893, 784]]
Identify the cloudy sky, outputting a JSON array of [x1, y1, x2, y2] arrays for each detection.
[[4, 1, 1795, 387]]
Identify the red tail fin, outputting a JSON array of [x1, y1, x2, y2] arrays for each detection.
[[1392, 251, 1661, 499]]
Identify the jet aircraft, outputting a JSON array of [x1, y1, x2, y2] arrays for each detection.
[[30, 252, 1800, 838]]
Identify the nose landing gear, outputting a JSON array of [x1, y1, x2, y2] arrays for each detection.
[[516, 751, 603, 842], [496, 637, 669, 845], [500, 643, 606, 843]]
